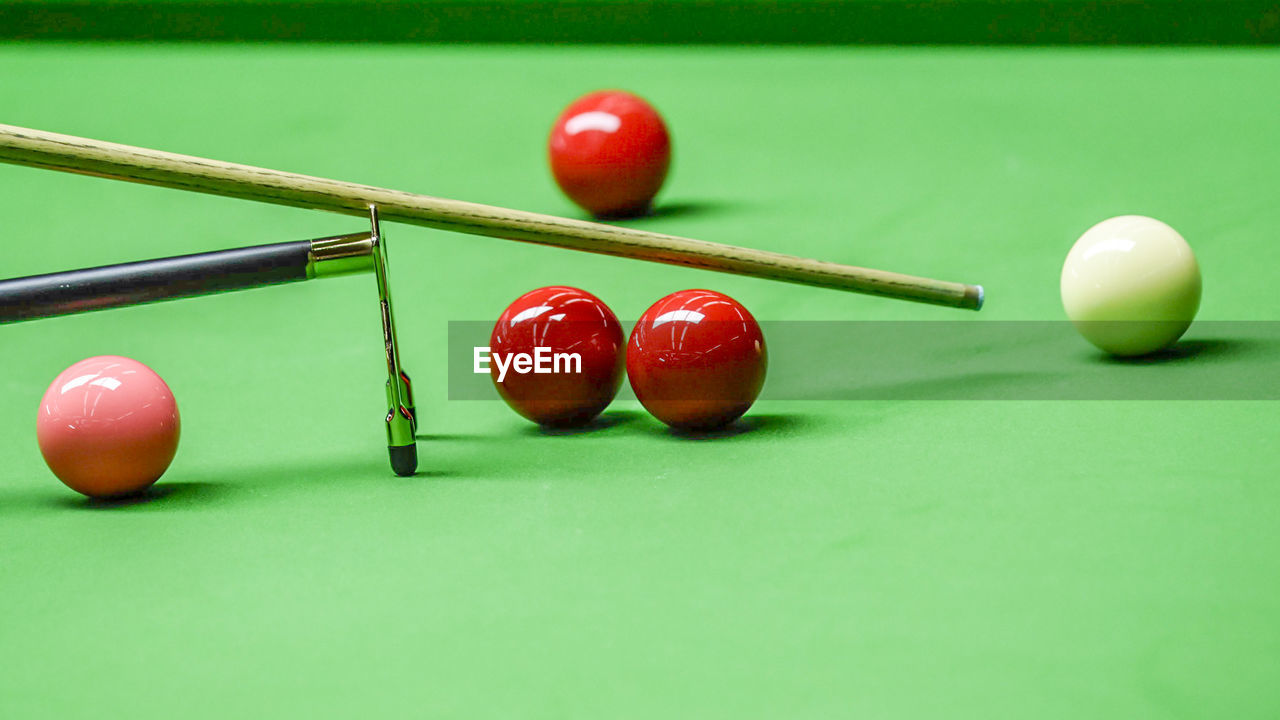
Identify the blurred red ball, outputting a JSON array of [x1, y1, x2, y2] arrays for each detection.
[[548, 90, 671, 218]]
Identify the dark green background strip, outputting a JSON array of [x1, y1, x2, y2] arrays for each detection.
[[2, 1, 1278, 44]]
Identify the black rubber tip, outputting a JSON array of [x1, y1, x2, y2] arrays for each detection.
[[389, 443, 417, 477]]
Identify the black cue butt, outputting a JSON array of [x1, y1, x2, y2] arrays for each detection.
[[0, 240, 313, 322]]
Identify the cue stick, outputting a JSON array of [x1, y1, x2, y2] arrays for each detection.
[[0, 124, 984, 311]]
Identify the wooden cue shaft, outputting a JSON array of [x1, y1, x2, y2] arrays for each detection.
[[0, 124, 983, 310]]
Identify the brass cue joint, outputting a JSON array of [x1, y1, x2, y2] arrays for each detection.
[[306, 232, 376, 279]]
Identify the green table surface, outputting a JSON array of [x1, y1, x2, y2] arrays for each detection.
[[2, 44, 1279, 718]]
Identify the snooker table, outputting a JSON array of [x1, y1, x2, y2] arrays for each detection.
[[2, 17, 1280, 719]]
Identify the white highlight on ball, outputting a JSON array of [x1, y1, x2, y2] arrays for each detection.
[[565, 111, 622, 135], [650, 309, 706, 328], [509, 305, 553, 324]]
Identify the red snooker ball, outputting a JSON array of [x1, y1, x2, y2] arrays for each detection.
[[36, 355, 181, 498], [627, 290, 767, 431], [489, 286, 625, 426], [548, 90, 671, 218]]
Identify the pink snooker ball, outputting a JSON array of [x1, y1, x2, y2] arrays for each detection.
[[37, 355, 181, 498]]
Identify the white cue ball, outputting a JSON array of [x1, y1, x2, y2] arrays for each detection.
[[1060, 215, 1202, 356]]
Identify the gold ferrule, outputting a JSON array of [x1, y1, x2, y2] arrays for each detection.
[[307, 232, 376, 279]]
